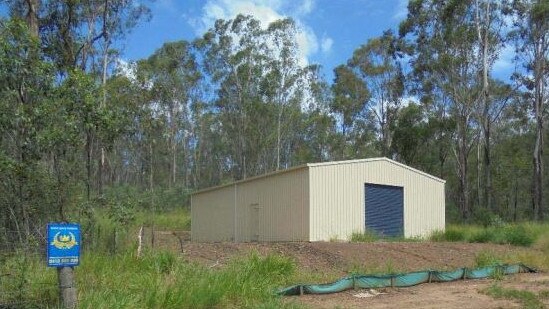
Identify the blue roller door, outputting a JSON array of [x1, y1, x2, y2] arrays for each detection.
[[365, 183, 403, 237]]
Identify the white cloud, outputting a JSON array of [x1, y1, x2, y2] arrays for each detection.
[[296, 0, 314, 15], [189, 0, 320, 66], [393, 0, 408, 20], [321, 35, 333, 54]]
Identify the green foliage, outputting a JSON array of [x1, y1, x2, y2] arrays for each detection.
[[350, 230, 379, 242], [469, 225, 535, 247], [429, 227, 467, 242], [474, 250, 503, 268], [0, 251, 57, 306], [430, 223, 541, 247], [483, 284, 545, 309]]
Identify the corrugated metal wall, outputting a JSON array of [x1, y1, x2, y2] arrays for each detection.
[[191, 167, 309, 242], [309, 158, 445, 241], [191, 185, 236, 242], [193, 158, 444, 242]]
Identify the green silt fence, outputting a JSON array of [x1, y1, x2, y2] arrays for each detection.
[[278, 264, 536, 296]]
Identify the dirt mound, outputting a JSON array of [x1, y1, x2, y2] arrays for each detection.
[[150, 229, 531, 275], [148, 230, 545, 308]]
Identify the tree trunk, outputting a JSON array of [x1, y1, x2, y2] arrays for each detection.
[[98, 0, 110, 195], [533, 104, 543, 220], [532, 21, 545, 220], [25, 0, 40, 37], [483, 119, 492, 212], [457, 117, 470, 220], [86, 130, 92, 201]]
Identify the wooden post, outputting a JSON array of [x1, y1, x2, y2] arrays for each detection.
[[137, 226, 144, 258], [58, 267, 77, 309]]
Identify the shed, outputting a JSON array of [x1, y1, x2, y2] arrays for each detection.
[[191, 157, 445, 242]]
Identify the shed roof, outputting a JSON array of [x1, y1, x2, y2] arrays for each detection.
[[307, 157, 446, 183], [191, 157, 445, 196]]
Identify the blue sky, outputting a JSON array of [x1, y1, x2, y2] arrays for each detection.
[[123, 0, 412, 82], [1, 0, 514, 82]]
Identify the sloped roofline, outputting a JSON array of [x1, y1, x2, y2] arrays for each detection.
[[306, 157, 446, 183], [192, 157, 445, 196]]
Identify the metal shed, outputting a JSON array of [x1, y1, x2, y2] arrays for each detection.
[[191, 157, 445, 242]]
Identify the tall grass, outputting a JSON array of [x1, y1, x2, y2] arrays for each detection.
[[429, 223, 549, 247], [134, 208, 191, 231], [1, 249, 305, 309]]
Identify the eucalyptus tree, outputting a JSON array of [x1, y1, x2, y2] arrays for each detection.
[[0, 19, 55, 244], [348, 30, 406, 157], [468, 0, 510, 211], [509, 0, 549, 220], [4, 0, 150, 196], [261, 18, 309, 170], [197, 14, 314, 180], [330, 65, 371, 159], [139, 41, 202, 188], [400, 0, 485, 219]]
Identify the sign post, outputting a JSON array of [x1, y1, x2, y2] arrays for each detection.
[[47, 223, 80, 309]]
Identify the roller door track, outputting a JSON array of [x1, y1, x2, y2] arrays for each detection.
[[365, 183, 403, 237]]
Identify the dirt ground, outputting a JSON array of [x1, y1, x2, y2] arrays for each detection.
[[151, 230, 547, 308], [287, 273, 549, 309]]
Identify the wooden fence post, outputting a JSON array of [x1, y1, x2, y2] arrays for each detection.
[[58, 267, 77, 309]]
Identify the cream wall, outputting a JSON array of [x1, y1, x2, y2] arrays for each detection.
[[191, 185, 235, 242], [308, 158, 445, 241], [192, 158, 444, 242], [233, 167, 309, 241], [191, 167, 309, 242]]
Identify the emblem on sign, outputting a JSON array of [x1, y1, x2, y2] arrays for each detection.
[[51, 232, 78, 249], [47, 223, 81, 267]]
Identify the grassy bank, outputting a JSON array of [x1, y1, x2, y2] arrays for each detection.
[[0, 249, 305, 309], [429, 223, 549, 247], [430, 222, 549, 271]]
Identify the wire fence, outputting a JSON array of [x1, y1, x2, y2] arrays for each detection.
[[0, 231, 57, 309]]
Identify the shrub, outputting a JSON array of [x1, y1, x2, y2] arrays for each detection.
[[503, 225, 535, 247], [474, 250, 502, 268], [470, 229, 494, 243]]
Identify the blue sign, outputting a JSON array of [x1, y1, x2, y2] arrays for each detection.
[[47, 223, 81, 267]]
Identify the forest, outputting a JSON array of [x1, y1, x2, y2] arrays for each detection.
[[0, 0, 548, 249]]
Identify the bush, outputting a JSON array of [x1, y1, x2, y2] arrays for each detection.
[[503, 225, 535, 247], [474, 250, 502, 267], [470, 229, 494, 243]]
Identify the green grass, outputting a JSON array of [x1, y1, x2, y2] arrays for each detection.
[[135, 208, 191, 230], [430, 223, 548, 247], [430, 223, 549, 271], [483, 284, 545, 309], [349, 230, 421, 243], [350, 230, 378, 242], [474, 250, 503, 268], [0, 249, 307, 309]]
